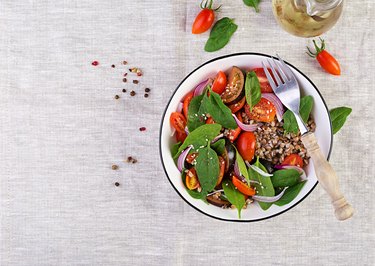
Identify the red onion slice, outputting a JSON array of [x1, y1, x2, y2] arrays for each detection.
[[176, 102, 183, 113], [194, 78, 212, 97], [262, 93, 284, 122], [184, 126, 189, 135], [252, 187, 287, 203], [246, 162, 273, 177], [177, 145, 192, 172], [211, 133, 224, 144], [234, 160, 260, 185], [275, 164, 307, 181], [232, 114, 260, 132]]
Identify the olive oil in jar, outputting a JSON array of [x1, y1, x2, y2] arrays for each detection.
[[272, 0, 343, 37]]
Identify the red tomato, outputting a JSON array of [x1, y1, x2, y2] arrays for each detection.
[[186, 152, 198, 164], [227, 113, 242, 142], [205, 117, 215, 124], [232, 176, 255, 196], [253, 68, 273, 93], [186, 168, 200, 190], [307, 38, 340, 76], [175, 131, 187, 142], [183, 91, 194, 118], [211, 71, 227, 94], [236, 131, 256, 161], [170, 112, 186, 134], [282, 154, 304, 168], [244, 98, 276, 123], [227, 97, 245, 113], [215, 156, 225, 187]]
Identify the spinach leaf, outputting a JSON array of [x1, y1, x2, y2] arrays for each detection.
[[195, 143, 220, 194], [223, 180, 246, 218], [187, 94, 207, 132], [248, 157, 275, 210], [271, 169, 301, 187], [175, 123, 222, 159], [205, 90, 237, 129], [329, 107, 352, 134], [235, 148, 250, 186], [204, 18, 238, 52], [244, 71, 261, 112], [283, 96, 314, 134], [171, 142, 181, 158], [243, 0, 261, 12], [274, 181, 307, 206], [211, 139, 225, 155]]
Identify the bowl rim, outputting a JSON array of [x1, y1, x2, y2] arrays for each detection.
[[159, 52, 333, 222]]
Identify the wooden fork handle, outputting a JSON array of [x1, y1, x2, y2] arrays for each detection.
[[301, 132, 354, 221]]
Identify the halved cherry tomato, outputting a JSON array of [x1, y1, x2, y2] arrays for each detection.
[[221, 66, 244, 104], [215, 156, 225, 187], [227, 97, 245, 113], [192, 0, 221, 34], [205, 117, 215, 124], [170, 112, 186, 133], [307, 38, 340, 76], [186, 152, 198, 164], [227, 113, 242, 142], [252, 68, 274, 93], [211, 71, 227, 94], [186, 168, 200, 190], [232, 175, 255, 196], [236, 131, 256, 161], [183, 91, 194, 118], [175, 131, 187, 142], [282, 154, 304, 168], [244, 98, 276, 123]]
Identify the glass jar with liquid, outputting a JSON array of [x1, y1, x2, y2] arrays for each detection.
[[272, 0, 344, 37]]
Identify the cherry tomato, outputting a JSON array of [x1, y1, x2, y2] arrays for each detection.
[[227, 113, 242, 143], [221, 66, 244, 104], [227, 97, 245, 113], [170, 112, 186, 134], [175, 131, 187, 142], [232, 175, 255, 196], [211, 71, 227, 94], [252, 68, 274, 93], [186, 168, 200, 190], [183, 91, 194, 118], [215, 156, 225, 187], [205, 117, 215, 124], [282, 154, 304, 168], [244, 98, 276, 123], [307, 38, 340, 76], [236, 131, 256, 161], [186, 152, 198, 164], [192, 0, 221, 34]]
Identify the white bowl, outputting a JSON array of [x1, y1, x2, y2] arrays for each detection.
[[159, 53, 332, 222]]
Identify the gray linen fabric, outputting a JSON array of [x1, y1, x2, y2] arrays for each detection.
[[0, 0, 374, 265]]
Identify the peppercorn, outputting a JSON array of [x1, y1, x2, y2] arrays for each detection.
[[144, 93, 149, 98], [115, 95, 120, 99], [139, 127, 146, 131], [130, 91, 136, 96], [133, 80, 139, 84], [145, 88, 150, 92], [115, 182, 120, 187], [111, 64, 115, 68], [127, 156, 133, 162], [112, 164, 119, 170], [122, 89, 126, 93], [123, 73, 128, 77], [123, 61, 127, 65], [123, 78, 127, 83]]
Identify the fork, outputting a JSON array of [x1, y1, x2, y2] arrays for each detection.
[[262, 55, 354, 221]]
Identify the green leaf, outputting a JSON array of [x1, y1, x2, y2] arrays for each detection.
[[187, 94, 207, 132], [283, 96, 314, 134], [205, 90, 237, 129], [274, 181, 307, 206], [204, 18, 238, 52], [211, 139, 225, 155], [223, 180, 246, 218], [171, 142, 181, 158], [248, 157, 275, 210], [195, 143, 220, 194], [271, 169, 301, 187], [243, 0, 261, 12], [174, 123, 222, 159], [329, 107, 352, 134], [235, 148, 250, 186], [244, 71, 261, 112]]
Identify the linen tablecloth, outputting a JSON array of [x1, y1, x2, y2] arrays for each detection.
[[1, 1, 374, 265]]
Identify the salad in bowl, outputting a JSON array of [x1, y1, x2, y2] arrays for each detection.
[[160, 53, 332, 221]]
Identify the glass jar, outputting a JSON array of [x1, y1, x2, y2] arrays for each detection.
[[272, 0, 344, 37]]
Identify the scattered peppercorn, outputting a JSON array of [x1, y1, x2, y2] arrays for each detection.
[[132, 159, 138, 164], [145, 88, 150, 92], [130, 91, 136, 96], [123, 73, 128, 77], [91, 61, 99, 66], [133, 80, 139, 84], [123, 61, 127, 65], [115, 182, 120, 187], [112, 164, 119, 170], [115, 95, 120, 99], [123, 78, 127, 83], [139, 127, 146, 131], [126, 156, 137, 164], [111, 64, 115, 68], [122, 89, 126, 93], [127, 156, 133, 162], [144, 93, 149, 98]]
